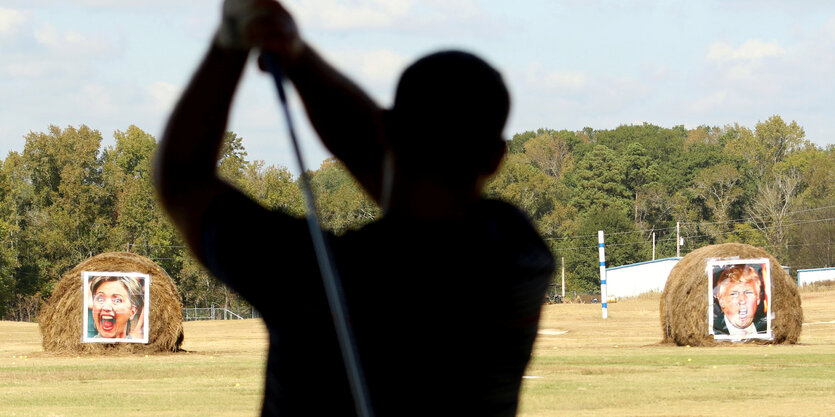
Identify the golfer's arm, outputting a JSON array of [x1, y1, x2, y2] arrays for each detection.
[[286, 44, 385, 203], [154, 44, 250, 251]]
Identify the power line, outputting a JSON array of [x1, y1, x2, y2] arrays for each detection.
[[127, 243, 187, 249], [554, 238, 833, 253], [680, 206, 835, 229], [545, 206, 835, 242], [672, 217, 835, 242]]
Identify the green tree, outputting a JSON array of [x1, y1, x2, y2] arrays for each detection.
[[724, 223, 767, 247], [0, 155, 24, 317], [674, 136, 732, 192], [21, 125, 112, 297], [684, 125, 723, 148], [787, 146, 835, 268], [622, 143, 660, 223], [101, 126, 182, 275], [725, 116, 808, 180], [724, 124, 761, 174], [177, 254, 225, 309], [217, 132, 249, 185], [749, 168, 801, 261], [240, 161, 304, 216], [566, 144, 630, 214], [788, 145, 835, 206], [523, 132, 574, 179], [669, 190, 704, 256], [755, 115, 808, 169], [789, 203, 834, 270], [692, 163, 743, 239], [635, 183, 674, 234], [485, 153, 574, 239], [0, 151, 37, 319], [311, 158, 380, 234], [557, 207, 648, 294]]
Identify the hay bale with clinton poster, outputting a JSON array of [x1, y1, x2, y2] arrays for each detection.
[[38, 252, 184, 354], [82, 271, 150, 343]]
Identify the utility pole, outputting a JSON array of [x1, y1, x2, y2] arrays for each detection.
[[676, 222, 681, 258], [561, 257, 565, 300], [652, 232, 656, 260]]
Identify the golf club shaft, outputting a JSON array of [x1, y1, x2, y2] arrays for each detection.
[[260, 52, 374, 417]]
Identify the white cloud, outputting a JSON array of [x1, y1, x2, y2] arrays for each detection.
[[285, 0, 491, 36], [707, 39, 785, 62], [33, 23, 119, 57], [0, 7, 26, 37], [355, 49, 409, 84], [146, 81, 181, 113], [510, 58, 658, 135], [77, 83, 117, 117], [0, 60, 84, 78], [544, 70, 588, 90], [3, 0, 208, 9], [409, 0, 485, 29], [319, 47, 409, 105], [288, 0, 414, 30], [524, 63, 581, 91], [691, 90, 728, 112], [704, 39, 788, 82]]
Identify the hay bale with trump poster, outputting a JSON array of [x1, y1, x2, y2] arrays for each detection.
[[708, 258, 772, 341], [660, 243, 803, 346]]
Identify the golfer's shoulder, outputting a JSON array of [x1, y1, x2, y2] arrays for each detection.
[[478, 197, 530, 222], [477, 198, 555, 271], [479, 198, 547, 244]]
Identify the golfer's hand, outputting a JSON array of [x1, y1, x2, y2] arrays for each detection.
[[214, 0, 303, 62]]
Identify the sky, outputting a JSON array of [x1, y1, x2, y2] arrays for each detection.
[[2, 0, 835, 173]]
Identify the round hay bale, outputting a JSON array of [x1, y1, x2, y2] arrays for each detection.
[[38, 252, 184, 354], [660, 243, 802, 346]]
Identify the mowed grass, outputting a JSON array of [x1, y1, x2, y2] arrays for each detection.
[[1, 289, 833, 416], [525, 289, 835, 417], [0, 320, 269, 417]]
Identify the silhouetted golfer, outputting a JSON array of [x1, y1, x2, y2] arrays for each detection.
[[155, 1, 555, 415]]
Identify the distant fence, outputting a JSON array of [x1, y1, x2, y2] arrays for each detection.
[[183, 306, 251, 321], [543, 284, 604, 304]]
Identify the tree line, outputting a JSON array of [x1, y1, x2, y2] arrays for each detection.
[[1, 116, 833, 319]]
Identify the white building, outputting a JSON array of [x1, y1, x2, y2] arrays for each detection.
[[605, 257, 682, 299], [797, 267, 835, 286]]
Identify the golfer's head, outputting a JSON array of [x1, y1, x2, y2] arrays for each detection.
[[387, 50, 509, 179]]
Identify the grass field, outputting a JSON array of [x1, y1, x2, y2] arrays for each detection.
[[2, 289, 833, 417]]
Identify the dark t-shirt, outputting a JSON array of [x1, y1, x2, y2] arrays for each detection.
[[200, 192, 554, 416]]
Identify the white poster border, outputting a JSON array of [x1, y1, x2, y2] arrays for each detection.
[[82, 271, 150, 344], [706, 258, 773, 342]]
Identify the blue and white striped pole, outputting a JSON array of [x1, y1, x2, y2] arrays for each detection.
[[598, 230, 608, 319]]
